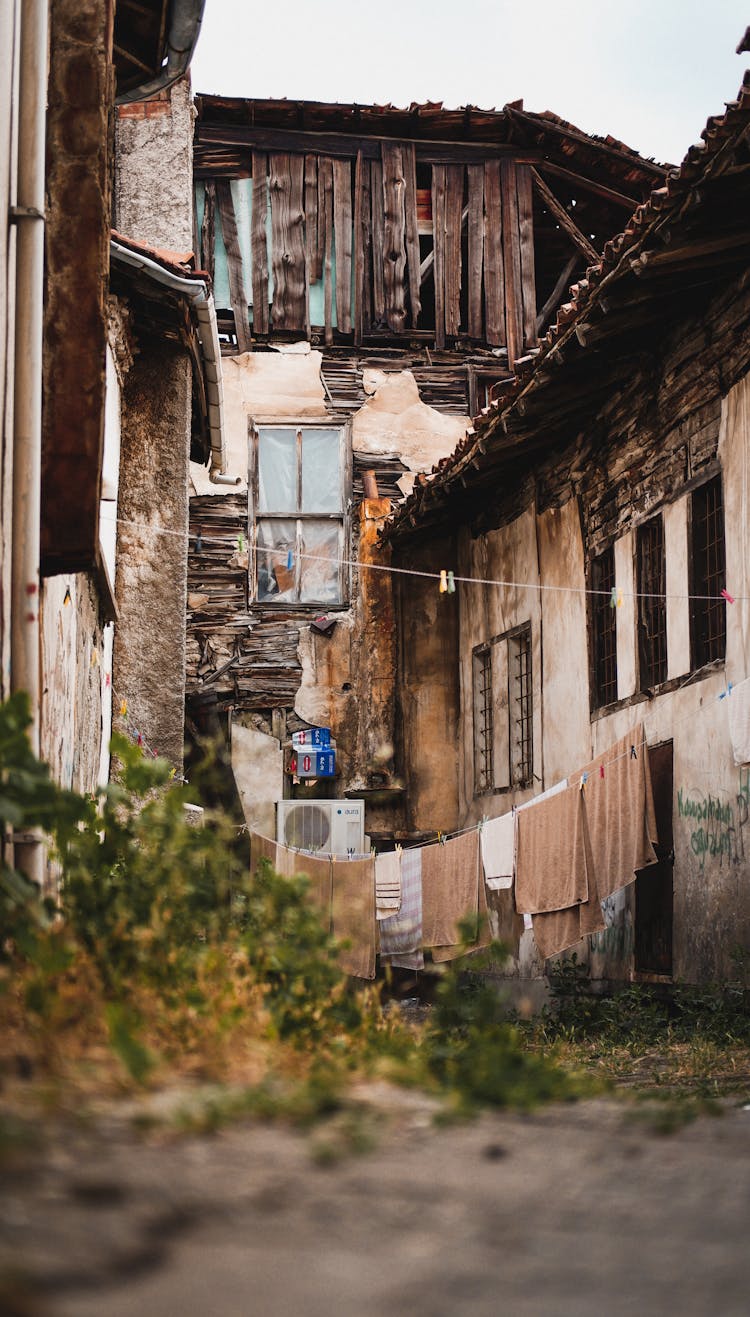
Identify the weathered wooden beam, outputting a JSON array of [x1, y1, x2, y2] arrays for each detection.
[[531, 167, 599, 265], [535, 254, 578, 334], [501, 159, 524, 369], [444, 164, 464, 336], [332, 158, 353, 333], [467, 164, 484, 339], [304, 152, 320, 284], [370, 156, 385, 326], [536, 159, 641, 211], [403, 143, 421, 329], [215, 180, 251, 351], [431, 164, 447, 349], [382, 143, 408, 333], [251, 154, 269, 335], [200, 179, 216, 285], [269, 152, 306, 332], [483, 160, 505, 348], [517, 164, 537, 349], [196, 121, 541, 164], [320, 156, 335, 344]]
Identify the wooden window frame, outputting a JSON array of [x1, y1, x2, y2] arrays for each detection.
[[248, 418, 351, 610], [590, 545, 618, 710], [472, 621, 533, 797], [472, 642, 494, 796], [637, 514, 667, 691], [689, 473, 726, 670], [508, 623, 533, 789]]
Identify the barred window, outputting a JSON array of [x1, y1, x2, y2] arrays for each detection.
[[691, 475, 726, 668], [472, 645, 494, 794], [638, 515, 667, 689], [509, 625, 533, 787], [592, 547, 618, 707]]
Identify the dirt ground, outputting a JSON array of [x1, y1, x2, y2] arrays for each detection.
[[2, 1083, 750, 1317]]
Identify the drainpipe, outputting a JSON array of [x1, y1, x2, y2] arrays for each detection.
[[10, 0, 48, 886], [115, 0, 206, 105]]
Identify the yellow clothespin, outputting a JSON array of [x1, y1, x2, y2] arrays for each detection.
[[439, 570, 448, 593], [120, 699, 127, 717]]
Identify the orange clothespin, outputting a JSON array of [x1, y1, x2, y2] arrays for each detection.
[[119, 699, 127, 717], [439, 570, 448, 594]]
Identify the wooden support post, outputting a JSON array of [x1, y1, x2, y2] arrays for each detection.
[[216, 180, 251, 352]]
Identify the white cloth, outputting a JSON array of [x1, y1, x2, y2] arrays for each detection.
[[517, 777, 568, 812], [727, 678, 750, 766], [480, 812, 515, 890], [375, 849, 402, 919]]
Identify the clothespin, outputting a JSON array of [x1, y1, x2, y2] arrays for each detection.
[[195, 532, 203, 553], [120, 699, 127, 717], [630, 744, 638, 759], [447, 571, 456, 594], [395, 843, 403, 856], [237, 532, 245, 552], [136, 732, 143, 747], [580, 771, 588, 793], [105, 672, 111, 688], [600, 763, 605, 779], [719, 682, 734, 701], [721, 589, 735, 605], [169, 767, 176, 779], [610, 587, 623, 609], [439, 570, 448, 593], [286, 548, 294, 570], [63, 586, 72, 607]]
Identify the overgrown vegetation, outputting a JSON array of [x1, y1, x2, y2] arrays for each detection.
[[0, 693, 573, 1122]]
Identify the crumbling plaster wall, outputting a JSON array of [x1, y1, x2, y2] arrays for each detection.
[[114, 344, 191, 768], [190, 347, 469, 836], [40, 573, 105, 792], [114, 77, 194, 252]]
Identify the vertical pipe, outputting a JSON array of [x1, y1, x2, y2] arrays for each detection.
[[11, 0, 49, 886]]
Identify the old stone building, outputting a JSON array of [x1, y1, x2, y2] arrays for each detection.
[[384, 73, 750, 986], [186, 93, 664, 847]]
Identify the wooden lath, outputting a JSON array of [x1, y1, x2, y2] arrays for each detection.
[[215, 180, 251, 352], [269, 152, 306, 331]]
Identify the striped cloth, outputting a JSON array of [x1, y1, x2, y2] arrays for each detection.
[[375, 849, 402, 918], [379, 845, 423, 970]]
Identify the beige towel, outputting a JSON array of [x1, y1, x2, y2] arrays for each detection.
[[480, 811, 515, 889], [531, 814, 605, 959], [250, 830, 282, 872], [331, 857, 376, 980], [515, 786, 590, 914], [421, 831, 481, 951], [431, 838, 492, 962], [375, 849, 402, 918], [569, 723, 658, 901], [285, 849, 333, 928]]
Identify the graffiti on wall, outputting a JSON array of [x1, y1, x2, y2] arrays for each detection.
[[677, 769, 750, 870]]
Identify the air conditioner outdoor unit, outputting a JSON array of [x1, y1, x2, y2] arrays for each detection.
[[276, 799, 365, 857]]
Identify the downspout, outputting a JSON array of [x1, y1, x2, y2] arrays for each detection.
[[110, 238, 238, 482], [10, 0, 48, 886]]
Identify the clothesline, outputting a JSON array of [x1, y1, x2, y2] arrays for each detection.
[[98, 511, 743, 606]]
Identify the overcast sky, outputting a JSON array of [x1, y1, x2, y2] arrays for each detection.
[[191, 0, 748, 165]]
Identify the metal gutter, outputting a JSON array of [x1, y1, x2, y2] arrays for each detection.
[[116, 0, 206, 105], [110, 238, 235, 480]]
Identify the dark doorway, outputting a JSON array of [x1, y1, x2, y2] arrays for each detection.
[[634, 740, 674, 975]]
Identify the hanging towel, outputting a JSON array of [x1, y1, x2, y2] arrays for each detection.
[[379, 846, 423, 965], [285, 849, 333, 928], [250, 831, 283, 873], [375, 850, 402, 918], [431, 840, 492, 962], [331, 856, 376, 980], [515, 785, 590, 914], [421, 830, 481, 951], [727, 677, 750, 765], [480, 812, 515, 890], [531, 818, 605, 959], [569, 723, 658, 902]]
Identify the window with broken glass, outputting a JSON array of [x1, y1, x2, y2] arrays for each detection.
[[250, 424, 348, 606], [637, 515, 667, 690], [690, 474, 726, 669], [591, 546, 618, 708]]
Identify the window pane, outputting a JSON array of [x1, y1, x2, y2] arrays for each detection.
[[300, 521, 341, 604], [301, 429, 341, 513], [256, 519, 296, 601], [257, 428, 297, 513], [592, 547, 617, 707], [691, 476, 725, 667]]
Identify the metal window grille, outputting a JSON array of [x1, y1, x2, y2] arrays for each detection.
[[691, 475, 726, 667], [592, 547, 617, 707], [638, 516, 667, 689], [473, 646, 494, 793], [510, 626, 532, 786]]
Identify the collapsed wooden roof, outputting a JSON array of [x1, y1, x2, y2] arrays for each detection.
[[383, 72, 750, 543]]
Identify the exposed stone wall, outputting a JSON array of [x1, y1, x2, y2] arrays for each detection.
[[114, 78, 194, 252], [114, 342, 191, 769], [40, 572, 105, 793]]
